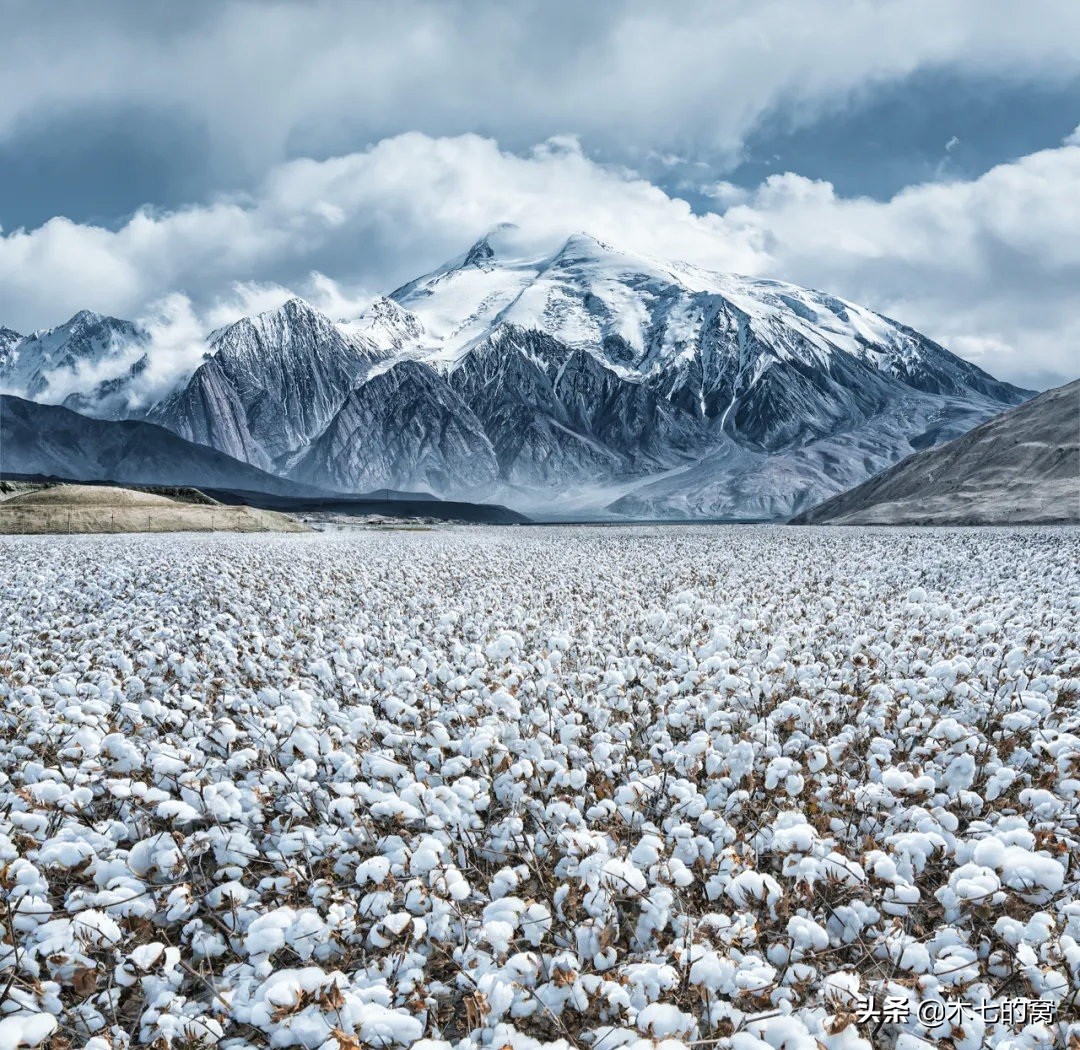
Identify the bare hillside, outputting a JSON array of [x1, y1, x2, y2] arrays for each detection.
[[0, 484, 309, 534], [793, 380, 1079, 525]]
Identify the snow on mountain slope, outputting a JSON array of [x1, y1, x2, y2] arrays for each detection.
[[293, 360, 498, 495], [389, 228, 1022, 404], [149, 298, 383, 473], [0, 310, 151, 418], [0, 327, 21, 364], [387, 224, 545, 357], [357, 230, 1027, 513]]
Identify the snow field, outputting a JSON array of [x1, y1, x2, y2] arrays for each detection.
[[0, 526, 1077, 1050]]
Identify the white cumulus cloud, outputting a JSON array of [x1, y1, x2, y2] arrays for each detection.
[[1, 131, 1077, 390]]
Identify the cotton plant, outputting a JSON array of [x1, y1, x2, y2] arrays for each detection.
[[0, 525, 1076, 1050]]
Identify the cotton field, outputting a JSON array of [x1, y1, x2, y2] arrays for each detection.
[[1, 526, 1078, 1050]]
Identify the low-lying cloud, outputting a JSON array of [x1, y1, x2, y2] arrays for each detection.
[[1, 130, 1077, 391]]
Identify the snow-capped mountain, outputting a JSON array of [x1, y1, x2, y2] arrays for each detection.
[[148, 298, 384, 473], [389, 227, 1018, 405], [369, 229, 1026, 514], [292, 360, 499, 494], [337, 296, 425, 356], [3, 231, 1033, 517], [0, 310, 151, 418]]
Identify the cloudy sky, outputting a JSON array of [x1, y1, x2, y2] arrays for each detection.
[[2, 0, 1078, 389]]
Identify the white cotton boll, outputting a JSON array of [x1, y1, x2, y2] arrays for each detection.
[[521, 903, 552, 947], [881, 882, 920, 918], [485, 633, 521, 661], [432, 866, 470, 902], [126, 833, 184, 880], [635, 1002, 696, 1037], [488, 866, 522, 900], [880, 767, 911, 793], [244, 910, 294, 959], [164, 885, 198, 923], [787, 915, 829, 954], [994, 915, 1029, 947], [942, 753, 976, 792], [408, 840, 445, 876], [12, 896, 52, 935], [368, 912, 412, 949], [488, 689, 521, 719], [36, 840, 95, 871], [72, 910, 123, 948], [593, 947, 618, 970], [734, 956, 776, 993], [772, 814, 816, 854], [727, 871, 784, 916], [984, 766, 1017, 801], [895, 940, 931, 974], [0, 1014, 58, 1048], [971, 839, 1065, 896], [933, 946, 979, 987], [602, 857, 647, 895], [664, 858, 695, 888], [822, 970, 860, 1007], [156, 799, 201, 824], [128, 943, 168, 971], [1019, 787, 1064, 819], [1021, 912, 1056, 946], [631, 834, 663, 867], [287, 910, 329, 960], [818, 853, 866, 887], [765, 757, 795, 791], [355, 856, 392, 885], [482, 920, 516, 955], [1004, 647, 1028, 672], [476, 973, 516, 1022]]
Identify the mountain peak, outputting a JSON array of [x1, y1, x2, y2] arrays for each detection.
[[463, 237, 496, 271], [209, 297, 342, 367], [28, 230, 1029, 522], [242, 297, 335, 336], [461, 223, 521, 271], [339, 296, 424, 355], [558, 231, 615, 256], [278, 296, 320, 319], [65, 309, 105, 329], [0, 327, 21, 367], [360, 296, 422, 330]]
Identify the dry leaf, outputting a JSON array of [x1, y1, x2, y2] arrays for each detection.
[[463, 990, 491, 1031], [330, 1030, 363, 1050], [72, 965, 98, 997]]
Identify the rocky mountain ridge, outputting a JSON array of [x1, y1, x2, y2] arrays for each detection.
[[1, 230, 1034, 517]]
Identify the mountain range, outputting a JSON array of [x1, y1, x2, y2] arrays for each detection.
[[0, 228, 1034, 518]]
